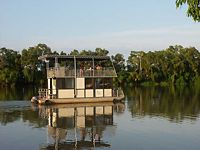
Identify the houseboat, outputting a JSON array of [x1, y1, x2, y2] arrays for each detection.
[[31, 55, 124, 104]]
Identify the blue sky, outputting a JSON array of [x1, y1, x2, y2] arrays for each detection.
[[1, 0, 200, 57]]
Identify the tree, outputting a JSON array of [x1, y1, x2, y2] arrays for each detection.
[[111, 53, 125, 73], [95, 48, 109, 56], [0, 48, 22, 86], [21, 43, 52, 84], [69, 49, 79, 55], [60, 51, 67, 55], [176, 0, 200, 21]]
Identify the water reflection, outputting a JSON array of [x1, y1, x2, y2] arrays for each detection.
[[0, 99, 47, 127], [126, 86, 200, 122], [32, 102, 125, 150], [0, 86, 38, 101], [1, 86, 200, 149]]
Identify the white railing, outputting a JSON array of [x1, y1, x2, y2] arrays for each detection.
[[112, 88, 124, 98], [47, 67, 117, 78], [38, 89, 57, 99]]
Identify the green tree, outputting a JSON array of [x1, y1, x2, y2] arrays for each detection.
[[0, 48, 22, 86], [21, 43, 52, 85], [69, 49, 79, 55], [95, 48, 109, 56], [176, 0, 200, 21], [112, 53, 125, 73]]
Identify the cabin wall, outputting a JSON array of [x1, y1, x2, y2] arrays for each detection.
[[95, 89, 103, 97], [104, 89, 112, 97], [77, 90, 84, 98], [85, 89, 94, 97], [52, 79, 57, 95], [58, 89, 74, 98], [48, 77, 113, 99], [76, 78, 85, 89]]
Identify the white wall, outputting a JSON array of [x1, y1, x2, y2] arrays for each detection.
[[76, 78, 85, 89], [95, 89, 103, 97], [77, 90, 85, 98], [104, 89, 112, 97], [58, 89, 74, 98], [86, 89, 93, 98]]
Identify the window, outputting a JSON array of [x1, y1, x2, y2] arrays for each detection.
[[95, 78, 104, 89], [94, 78, 113, 89], [57, 78, 74, 89], [104, 78, 113, 89], [85, 78, 94, 89]]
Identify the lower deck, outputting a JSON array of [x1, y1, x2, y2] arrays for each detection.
[[34, 96, 124, 104]]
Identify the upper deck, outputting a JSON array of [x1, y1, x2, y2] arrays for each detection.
[[39, 55, 117, 78]]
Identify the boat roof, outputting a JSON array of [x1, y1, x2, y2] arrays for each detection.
[[38, 55, 111, 61]]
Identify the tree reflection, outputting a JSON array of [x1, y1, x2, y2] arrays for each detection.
[[0, 107, 47, 127], [0, 86, 38, 101], [126, 86, 200, 122]]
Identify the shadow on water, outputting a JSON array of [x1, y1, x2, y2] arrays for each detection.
[[125, 85, 200, 122]]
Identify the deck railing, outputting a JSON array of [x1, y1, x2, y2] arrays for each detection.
[[113, 88, 124, 98], [47, 67, 117, 78], [38, 89, 57, 99]]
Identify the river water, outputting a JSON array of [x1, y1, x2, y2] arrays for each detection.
[[0, 86, 200, 150]]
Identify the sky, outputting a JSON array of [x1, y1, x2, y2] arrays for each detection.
[[1, 0, 200, 57]]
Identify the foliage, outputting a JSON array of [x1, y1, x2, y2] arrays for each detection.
[[0, 44, 200, 88], [21, 43, 52, 85], [126, 45, 200, 86], [0, 48, 22, 86], [176, 0, 200, 21]]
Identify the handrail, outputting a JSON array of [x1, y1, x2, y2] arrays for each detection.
[[38, 88, 57, 99], [112, 88, 124, 98], [47, 67, 117, 78]]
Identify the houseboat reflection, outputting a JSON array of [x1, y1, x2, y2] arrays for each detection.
[[34, 102, 124, 150]]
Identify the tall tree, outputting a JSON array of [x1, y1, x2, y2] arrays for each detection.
[[21, 43, 52, 84]]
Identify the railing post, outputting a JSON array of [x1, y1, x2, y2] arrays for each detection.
[[92, 57, 95, 77], [74, 56, 77, 97]]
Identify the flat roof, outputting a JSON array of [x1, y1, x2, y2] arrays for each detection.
[[38, 55, 111, 61]]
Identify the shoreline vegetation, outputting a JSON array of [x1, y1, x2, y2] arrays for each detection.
[[1, 44, 200, 87]]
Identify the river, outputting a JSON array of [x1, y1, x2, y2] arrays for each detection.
[[0, 86, 200, 150]]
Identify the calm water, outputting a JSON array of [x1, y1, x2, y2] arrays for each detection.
[[0, 86, 200, 150]]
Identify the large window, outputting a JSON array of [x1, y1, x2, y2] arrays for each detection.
[[95, 78, 113, 89], [85, 78, 94, 89], [57, 78, 75, 89]]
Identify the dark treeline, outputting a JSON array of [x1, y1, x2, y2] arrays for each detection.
[[0, 44, 200, 87]]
